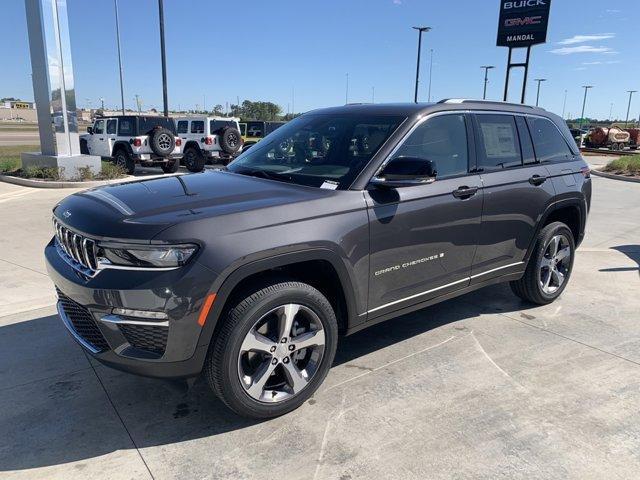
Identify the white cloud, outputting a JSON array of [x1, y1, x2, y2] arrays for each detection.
[[582, 60, 621, 65], [392, 0, 402, 4], [606, 9, 621, 13], [550, 45, 616, 55], [558, 33, 615, 45]]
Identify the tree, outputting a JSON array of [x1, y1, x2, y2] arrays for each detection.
[[213, 104, 224, 116]]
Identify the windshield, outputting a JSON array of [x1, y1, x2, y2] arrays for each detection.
[[228, 114, 405, 189]]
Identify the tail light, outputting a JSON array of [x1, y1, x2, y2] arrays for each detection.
[[580, 166, 591, 178], [133, 138, 142, 147], [204, 136, 214, 145], [175, 138, 182, 146]]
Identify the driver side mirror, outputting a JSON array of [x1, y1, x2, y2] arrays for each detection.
[[87, 126, 93, 134], [370, 156, 437, 189]]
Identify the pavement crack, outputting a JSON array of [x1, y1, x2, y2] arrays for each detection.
[[471, 332, 527, 391], [0, 257, 49, 276]]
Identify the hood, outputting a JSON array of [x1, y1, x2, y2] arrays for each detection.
[[53, 171, 334, 241]]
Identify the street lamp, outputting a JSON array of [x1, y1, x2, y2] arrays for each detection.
[[412, 26, 431, 103], [427, 49, 434, 102], [562, 89, 568, 119], [625, 90, 637, 127], [158, 0, 169, 117], [534, 78, 546, 107], [114, 0, 125, 114], [481, 66, 495, 100], [345, 73, 349, 104], [579, 85, 593, 132]]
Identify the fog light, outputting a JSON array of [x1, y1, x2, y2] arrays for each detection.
[[112, 308, 168, 320]]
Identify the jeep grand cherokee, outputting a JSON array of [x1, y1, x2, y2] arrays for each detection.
[[46, 100, 591, 418]]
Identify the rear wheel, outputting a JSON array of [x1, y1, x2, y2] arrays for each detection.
[[183, 146, 205, 172], [113, 148, 135, 175], [204, 281, 338, 418], [510, 222, 575, 305], [161, 160, 179, 174]]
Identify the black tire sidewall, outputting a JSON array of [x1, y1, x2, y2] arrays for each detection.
[[150, 127, 175, 157], [530, 222, 576, 303], [220, 128, 242, 154], [161, 161, 179, 173], [114, 149, 135, 174], [184, 147, 204, 172], [211, 282, 338, 418]]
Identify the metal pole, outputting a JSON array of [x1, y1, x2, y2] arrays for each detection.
[[481, 66, 494, 100], [427, 48, 433, 102], [345, 73, 349, 104], [562, 89, 567, 118], [625, 90, 636, 127], [534, 78, 546, 107], [609, 103, 613, 122], [579, 86, 593, 131], [158, 0, 168, 117], [114, 0, 125, 114], [412, 27, 430, 103], [371, 86, 375, 103], [503, 48, 512, 101], [520, 46, 531, 104]]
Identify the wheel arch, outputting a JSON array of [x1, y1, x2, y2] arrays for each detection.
[[112, 141, 133, 157], [184, 140, 201, 152]]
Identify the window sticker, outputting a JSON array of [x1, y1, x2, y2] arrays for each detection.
[[481, 123, 518, 158]]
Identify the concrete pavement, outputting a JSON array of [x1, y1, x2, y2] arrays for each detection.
[[0, 169, 639, 479]]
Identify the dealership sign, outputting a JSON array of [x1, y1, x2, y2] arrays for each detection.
[[497, 0, 552, 47]]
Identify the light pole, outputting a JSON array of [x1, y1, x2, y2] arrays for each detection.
[[345, 73, 349, 104], [609, 103, 613, 122], [371, 86, 375, 103], [427, 49, 434, 102], [158, 0, 168, 117], [412, 26, 431, 103], [562, 89, 568, 118], [625, 90, 636, 127], [481, 66, 495, 100], [534, 78, 546, 106], [579, 85, 593, 132], [114, 0, 125, 114]]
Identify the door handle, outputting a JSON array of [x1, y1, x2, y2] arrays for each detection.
[[529, 174, 547, 186], [452, 186, 478, 199]]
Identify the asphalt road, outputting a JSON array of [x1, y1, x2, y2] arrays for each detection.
[[0, 131, 40, 146], [0, 160, 639, 479]]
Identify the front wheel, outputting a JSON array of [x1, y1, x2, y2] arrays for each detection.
[[160, 160, 180, 174], [204, 281, 338, 418], [113, 149, 135, 175], [183, 146, 205, 172], [510, 221, 575, 305]]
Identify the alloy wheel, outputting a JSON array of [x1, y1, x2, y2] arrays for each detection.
[[237, 303, 326, 403], [539, 234, 571, 294], [158, 133, 172, 150]]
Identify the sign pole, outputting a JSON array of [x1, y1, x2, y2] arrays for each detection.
[[521, 46, 531, 104], [503, 48, 512, 102]]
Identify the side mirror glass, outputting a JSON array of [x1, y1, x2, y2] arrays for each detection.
[[370, 156, 437, 188], [87, 126, 93, 134]]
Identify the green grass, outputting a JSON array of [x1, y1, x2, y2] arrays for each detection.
[[0, 144, 38, 172], [604, 155, 640, 175]]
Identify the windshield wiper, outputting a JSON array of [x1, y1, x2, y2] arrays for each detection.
[[235, 168, 294, 184]]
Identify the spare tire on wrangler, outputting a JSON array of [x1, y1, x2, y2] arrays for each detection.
[[149, 127, 175, 157], [220, 127, 242, 155]]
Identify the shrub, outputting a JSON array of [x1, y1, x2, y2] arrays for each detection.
[[0, 158, 20, 173], [99, 162, 127, 180], [604, 155, 640, 175], [76, 165, 95, 181]]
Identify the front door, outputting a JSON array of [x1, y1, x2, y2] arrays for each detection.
[[89, 119, 108, 157], [366, 113, 483, 317], [104, 118, 118, 156], [470, 113, 556, 282]]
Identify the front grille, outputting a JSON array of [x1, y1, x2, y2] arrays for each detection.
[[56, 288, 110, 352], [119, 323, 168, 356], [53, 217, 98, 275]]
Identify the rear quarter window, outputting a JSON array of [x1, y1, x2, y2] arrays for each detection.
[[191, 121, 205, 134], [137, 117, 177, 135], [177, 121, 188, 134], [118, 118, 134, 136], [527, 117, 573, 163], [210, 120, 236, 132]]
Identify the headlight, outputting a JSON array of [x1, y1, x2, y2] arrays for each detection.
[[97, 244, 198, 269]]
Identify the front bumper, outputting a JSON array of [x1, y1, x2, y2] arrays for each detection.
[[45, 239, 215, 378]]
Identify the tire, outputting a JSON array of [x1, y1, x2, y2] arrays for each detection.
[[160, 160, 180, 174], [183, 146, 205, 172], [510, 221, 575, 305], [205, 280, 338, 419], [611, 142, 620, 151], [149, 127, 175, 157], [113, 148, 135, 175], [219, 128, 242, 155], [80, 138, 89, 155]]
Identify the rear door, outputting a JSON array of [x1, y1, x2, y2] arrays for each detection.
[[470, 113, 555, 282], [366, 113, 483, 316]]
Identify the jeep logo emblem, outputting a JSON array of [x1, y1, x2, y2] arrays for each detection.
[[62, 210, 72, 219]]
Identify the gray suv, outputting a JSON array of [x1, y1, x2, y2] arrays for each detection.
[[46, 100, 591, 418]]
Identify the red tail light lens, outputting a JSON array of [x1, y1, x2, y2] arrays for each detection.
[[175, 138, 182, 146], [204, 136, 213, 145], [133, 138, 142, 147], [580, 166, 591, 178]]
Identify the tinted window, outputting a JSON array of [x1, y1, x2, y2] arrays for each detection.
[[229, 114, 404, 189], [177, 121, 188, 134], [137, 117, 176, 135], [515, 116, 536, 164], [93, 120, 104, 134], [527, 117, 573, 162], [476, 114, 521, 170], [118, 118, 134, 136], [106, 119, 117, 135], [393, 114, 468, 179], [191, 121, 204, 134], [210, 120, 236, 132]]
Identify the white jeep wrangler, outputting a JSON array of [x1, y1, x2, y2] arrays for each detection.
[[174, 116, 242, 172], [80, 116, 183, 174]]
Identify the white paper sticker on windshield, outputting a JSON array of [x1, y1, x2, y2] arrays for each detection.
[[320, 180, 339, 190]]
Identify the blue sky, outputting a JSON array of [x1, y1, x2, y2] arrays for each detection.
[[1, 0, 638, 119]]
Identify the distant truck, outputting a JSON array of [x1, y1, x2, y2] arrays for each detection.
[[584, 126, 630, 151], [623, 128, 640, 150]]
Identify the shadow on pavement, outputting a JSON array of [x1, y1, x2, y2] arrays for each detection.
[[0, 282, 532, 472], [599, 245, 640, 277]]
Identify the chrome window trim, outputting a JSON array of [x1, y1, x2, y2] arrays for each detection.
[[367, 261, 524, 314]]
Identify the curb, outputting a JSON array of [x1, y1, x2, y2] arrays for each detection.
[[591, 168, 640, 184], [0, 171, 182, 189]]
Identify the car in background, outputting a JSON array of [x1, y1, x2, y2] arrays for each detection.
[[175, 116, 243, 171], [239, 121, 286, 150], [80, 115, 182, 174]]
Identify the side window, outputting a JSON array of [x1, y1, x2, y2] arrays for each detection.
[[191, 121, 204, 134], [177, 121, 188, 134], [515, 116, 536, 164], [393, 114, 469, 179], [106, 119, 117, 135], [93, 120, 104, 134], [527, 117, 573, 163], [475, 114, 522, 170], [118, 119, 134, 136]]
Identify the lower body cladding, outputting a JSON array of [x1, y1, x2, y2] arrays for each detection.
[[44, 239, 215, 378]]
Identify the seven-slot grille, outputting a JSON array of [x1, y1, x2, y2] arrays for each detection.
[[53, 217, 98, 273]]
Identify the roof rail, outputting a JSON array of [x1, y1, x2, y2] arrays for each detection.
[[437, 98, 544, 110]]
